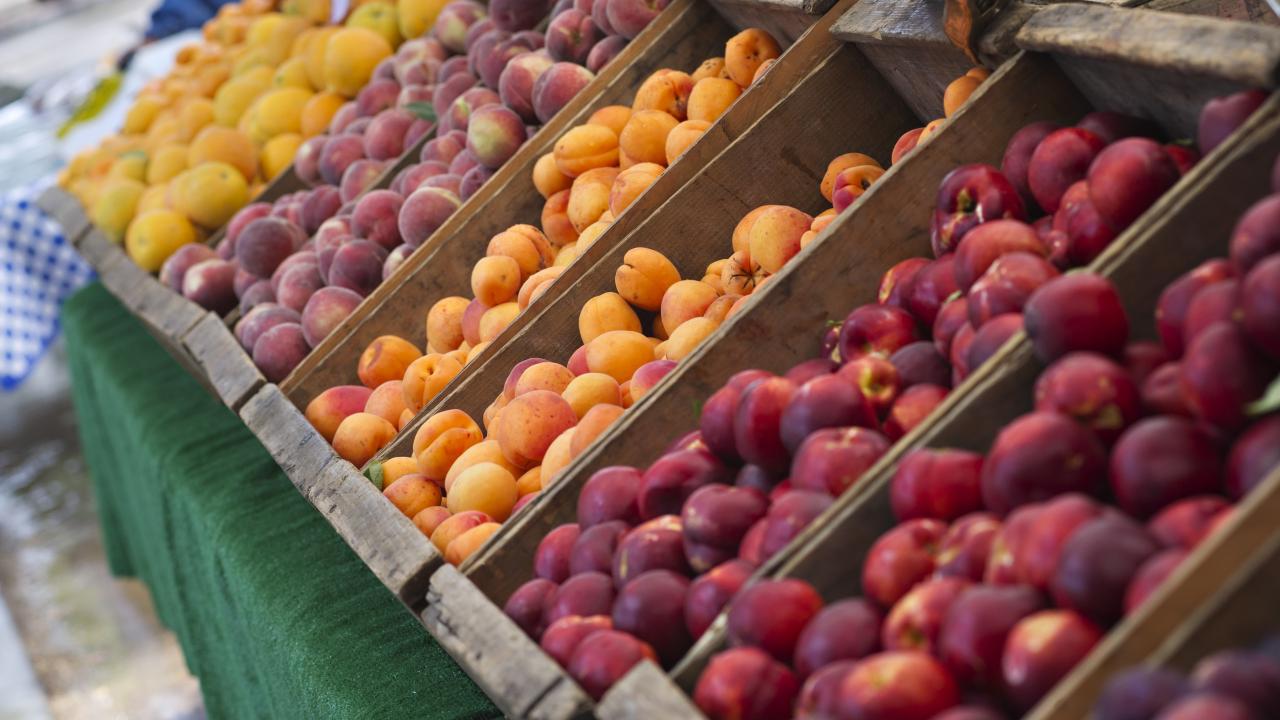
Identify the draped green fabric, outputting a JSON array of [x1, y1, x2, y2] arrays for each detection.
[[63, 281, 499, 720]]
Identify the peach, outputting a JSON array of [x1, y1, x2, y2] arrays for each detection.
[[516, 466, 543, 496], [381, 456, 422, 486], [430, 510, 493, 554], [821, 152, 882, 202], [660, 316, 718, 360], [605, 0, 670, 39], [332, 412, 397, 466], [586, 330, 655, 382], [533, 62, 596, 124], [426, 296, 469, 353], [554, 124, 619, 178], [568, 167, 620, 233], [384, 474, 443, 517], [541, 428, 576, 482], [365, 380, 409, 425], [801, 214, 836, 250], [588, 105, 633, 136], [413, 409, 483, 480], [253, 322, 310, 382], [660, 279, 719, 332], [488, 225, 554, 278], [500, 50, 555, 124], [724, 28, 780, 87], [542, 189, 580, 247], [691, 57, 725, 83], [533, 152, 573, 199], [518, 266, 565, 309], [306, 385, 375, 441], [579, 292, 643, 343], [413, 505, 453, 537], [688, 78, 740, 123], [514, 361, 576, 396], [562, 372, 623, 418], [479, 301, 521, 341], [399, 186, 462, 247], [472, 254, 523, 306], [467, 104, 527, 169], [628, 358, 675, 400], [631, 70, 692, 123], [748, 205, 813, 273], [444, 522, 501, 565], [570, 403, 624, 458], [358, 335, 423, 389], [494, 390, 579, 467], [665, 119, 709, 165], [615, 247, 680, 311], [401, 352, 464, 413], [609, 162, 663, 216], [618, 110, 679, 167], [301, 287, 363, 348], [445, 439, 521, 492], [447, 462, 519, 520]]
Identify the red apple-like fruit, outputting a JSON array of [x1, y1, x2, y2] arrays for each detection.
[[889, 341, 951, 389], [1180, 321, 1273, 430], [1156, 258, 1235, 358], [759, 490, 834, 561], [577, 465, 642, 529], [727, 578, 824, 663], [1110, 416, 1222, 519], [839, 304, 921, 362], [1023, 273, 1129, 362], [699, 369, 774, 464], [1241, 254, 1280, 359], [931, 164, 1026, 257], [967, 252, 1059, 328], [694, 647, 799, 720], [1230, 194, 1280, 275], [836, 651, 961, 720], [612, 569, 691, 666], [878, 257, 930, 309], [862, 519, 947, 608], [504, 577, 558, 638], [1198, 88, 1268, 155], [1123, 548, 1186, 614], [734, 377, 798, 475], [569, 519, 629, 576], [953, 219, 1046, 292], [535, 523, 581, 583], [903, 256, 959, 327], [1001, 610, 1102, 711], [934, 512, 1001, 582], [794, 599, 883, 679], [1094, 666, 1189, 720], [1034, 352, 1141, 445], [540, 614, 611, 667], [1002, 121, 1062, 207], [1012, 493, 1104, 591], [682, 484, 768, 552], [1225, 416, 1280, 500], [883, 384, 948, 441], [780, 374, 877, 453], [567, 629, 657, 699], [890, 448, 984, 522], [837, 354, 901, 417], [684, 559, 753, 639], [1148, 495, 1232, 549], [637, 448, 731, 520], [1051, 512, 1160, 625], [1087, 137, 1180, 232], [882, 577, 972, 654], [542, 571, 615, 628], [612, 515, 690, 587], [1027, 127, 1106, 214], [981, 411, 1107, 516], [790, 427, 891, 497], [938, 583, 1044, 687]]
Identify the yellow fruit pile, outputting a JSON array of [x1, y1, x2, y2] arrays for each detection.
[[60, 0, 408, 272]]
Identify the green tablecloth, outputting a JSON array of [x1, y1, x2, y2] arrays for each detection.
[[62, 282, 499, 720]]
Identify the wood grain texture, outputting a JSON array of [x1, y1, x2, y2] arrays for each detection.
[[598, 661, 704, 719], [36, 186, 90, 241], [281, 0, 737, 410], [423, 565, 594, 719], [240, 384, 338, 488], [183, 312, 266, 410], [131, 275, 206, 342]]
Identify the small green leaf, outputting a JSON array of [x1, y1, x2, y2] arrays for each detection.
[[1246, 372, 1280, 417], [406, 102, 437, 123], [1170, 137, 1197, 149], [826, 318, 843, 329], [363, 461, 385, 490], [692, 399, 704, 418], [944, 289, 962, 304]]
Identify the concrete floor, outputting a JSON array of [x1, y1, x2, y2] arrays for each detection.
[[0, 343, 204, 720]]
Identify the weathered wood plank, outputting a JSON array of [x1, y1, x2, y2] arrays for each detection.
[[37, 186, 90, 241], [239, 383, 337, 490], [598, 661, 703, 719], [183, 312, 266, 410]]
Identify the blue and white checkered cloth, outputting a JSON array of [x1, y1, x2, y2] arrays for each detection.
[[0, 177, 95, 389]]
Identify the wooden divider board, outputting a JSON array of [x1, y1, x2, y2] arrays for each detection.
[[707, 0, 834, 43], [594, 85, 1280, 720], [36, 186, 90, 242], [183, 313, 265, 410], [239, 383, 443, 604], [282, 0, 744, 411]]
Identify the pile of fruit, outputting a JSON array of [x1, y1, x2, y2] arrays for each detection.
[[484, 90, 1273, 706], [1093, 637, 1280, 719]]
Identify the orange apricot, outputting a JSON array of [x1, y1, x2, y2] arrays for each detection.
[[332, 412, 397, 466], [540, 428, 576, 484], [516, 466, 542, 496], [426, 296, 469, 354], [619, 110, 679, 167], [493, 390, 578, 468], [585, 330, 655, 383], [751, 58, 776, 84], [445, 522, 501, 565], [702, 259, 729, 295], [748, 205, 813, 273], [661, 317, 719, 361], [445, 439, 520, 492], [587, 105, 632, 137], [721, 250, 766, 295], [724, 28, 780, 87], [518, 266, 565, 309], [943, 75, 983, 117], [570, 403, 624, 458], [615, 247, 680, 311], [487, 225, 554, 278], [383, 474, 443, 518], [632, 69, 694, 120], [380, 455, 422, 486], [687, 77, 741, 124], [731, 205, 772, 254], [412, 505, 452, 537], [665, 119, 710, 165], [820, 152, 883, 202], [567, 167, 619, 233], [691, 57, 726, 83], [513, 361, 575, 396], [541, 189, 580, 248], [471, 254, 522, 306], [365, 380, 409, 425], [446, 462, 518, 521], [533, 152, 572, 199], [305, 385, 373, 442], [561, 372, 622, 418], [609, 162, 663, 216], [358, 335, 423, 389], [479, 302, 520, 342], [660, 279, 719, 333], [401, 352, 464, 413], [579, 291, 643, 343], [554, 124, 619, 177], [430, 510, 492, 554]]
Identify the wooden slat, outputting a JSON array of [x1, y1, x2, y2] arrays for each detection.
[[707, 0, 829, 43], [183, 312, 266, 410], [597, 661, 704, 719], [423, 565, 594, 719], [37, 186, 90, 241], [240, 384, 337, 486]]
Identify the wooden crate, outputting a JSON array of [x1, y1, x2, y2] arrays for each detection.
[[279, 0, 817, 416], [594, 47, 1280, 720]]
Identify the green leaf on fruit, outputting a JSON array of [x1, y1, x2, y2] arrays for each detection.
[[363, 461, 385, 490], [692, 399, 703, 418], [944, 289, 962, 304], [1246, 372, 1280, 417], [826, 318, 843, 328], [1170, 137, 1197, 149], [406, 102, 437, 123]]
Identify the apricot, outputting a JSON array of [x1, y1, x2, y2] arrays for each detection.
[[479, 302, 521, 342], [472, 254, 523, 306], [632, 69, 694, 120], [691, 57, 726, 83], [514, 361, 576, 396], [414, 418, 483, 482], [587, 105, 633, 136], [731, 205, 772, 254], [381, 456, 422, 486], [586, 330, 655, 383], [516, 466, 543, 496], [306, 385, 374, 441], [384, 474, 443, 518], [533, 152, 573, 199], [751, 58, 776, 84], [554, 243, 580, 268], [462, 299, 489, 347], [660, 317, 719, 361], [619, 110, 679, 167], [358, 335, 423, 389], [832, 165, 886, 213], [447, 462, 519, 521], [615, 247, 680, 311], [688, 78, 741, 124], [401, 352, 464, 413], [332, 412, 397, 466], [748, 205, 813, 273], [801, 214, 837, 250], [541, 428, 576, 484], [944, 74, 983, 118], [445, 439, 521, 492], [577, 220, 611, 249], [468, 341, 490, 364], [609, 162, 663, 216], [445, 522, 501, 565], [821, 152, 882, 202], [426, 296, 469, 353], [660, 279, 719, 332], [665, 119, 710, 165], [579, 292, 643, 344], [554, 124, 620, 178], [494, 390, 579, 467], [570, 403, 624, 458], [518, 267, 565, 309], [919, 117, 946, 144], [721, 251, 766, 295], [724, 28, 780, 87], [365, 380, 409, 425], [703, 259, 729, 294], [568, 167, 620, 233], [704, 295, 740, 324], [488, 225, 554, 278], [562, 372, 623, 418], [430, 510, 493, 554], [413, 506, 452, 538]]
